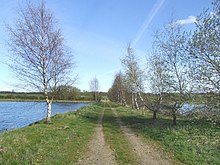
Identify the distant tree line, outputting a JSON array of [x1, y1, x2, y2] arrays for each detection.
[[0, 86, 100, 101], [0, 92, 45, 100], [55, 85, 81, 100], [108, 0, 220, 125]]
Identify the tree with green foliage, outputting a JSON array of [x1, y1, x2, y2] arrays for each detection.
[[55, 85, 80, 100], [108, 72, 127, 105]]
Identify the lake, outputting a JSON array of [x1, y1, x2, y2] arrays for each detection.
[[180, 103, 207, 115], [0, 102, 88, 132]]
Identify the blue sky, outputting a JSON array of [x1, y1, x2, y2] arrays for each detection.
[[0, 0, 213, 92]]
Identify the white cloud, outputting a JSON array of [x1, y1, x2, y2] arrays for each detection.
[[176, 16, 197, 25]]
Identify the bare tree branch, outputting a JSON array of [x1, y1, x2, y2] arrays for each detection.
[[7, 1, 76, 123]]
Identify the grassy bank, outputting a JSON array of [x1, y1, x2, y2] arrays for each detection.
[[116, 106, 220, 165], [1, 102, 218, 164], [0, 104, 101, 164]]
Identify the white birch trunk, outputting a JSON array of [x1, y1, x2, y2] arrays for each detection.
[[137, 92, 146, 115], [46, 101, 52, 123], [134, 93, 139, 110]]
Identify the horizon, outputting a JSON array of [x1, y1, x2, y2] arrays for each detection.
[[0, 0, 213, 92]]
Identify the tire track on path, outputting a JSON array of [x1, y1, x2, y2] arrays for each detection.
[[78, 109, 117, 165], [112, 108, 174, 165]]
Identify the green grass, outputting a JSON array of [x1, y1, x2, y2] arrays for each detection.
[[0, 104, 102, 164], [116, 106, 220, 165], [102, 108, 138, 165], [2, 101, 218, 164]]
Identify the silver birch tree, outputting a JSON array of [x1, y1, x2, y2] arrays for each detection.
[[187, 1, 220, 121], [7, 1, 74, 123], [189, 0, 220, 93], [121, 44, 145, 110], [154, 21, 190, 125], [148, 50, 171, 119], [90, 77, 100, 102]]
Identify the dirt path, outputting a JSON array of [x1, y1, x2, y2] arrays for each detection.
[[112, 108, 175, 165], [78, 109, 117, 165]]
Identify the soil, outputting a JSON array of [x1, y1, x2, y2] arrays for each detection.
[[78, 109, 117, 165], [112, 108, 176, 165], [78, 108, 182, 165]]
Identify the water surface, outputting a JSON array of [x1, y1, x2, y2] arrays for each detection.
[[0, 102, 87, 132], [180, 103, 207, 114]]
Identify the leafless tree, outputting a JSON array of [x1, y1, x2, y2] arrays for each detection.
[[186, 1, 220, 122], [188, 0, 220, 94], [90, 77, 100, 102], [147, 49, 171, 119], [7, 1, 75, 123], [154, 20, 190, 125], [121, 44, 145, 110]]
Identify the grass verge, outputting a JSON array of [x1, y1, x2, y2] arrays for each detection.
[[116, 106, 220, 165], [102, 107, 138, 165], [0, 104, 101, 164]]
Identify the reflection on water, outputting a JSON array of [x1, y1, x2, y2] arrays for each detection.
[[0, 102, 88, 132]]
